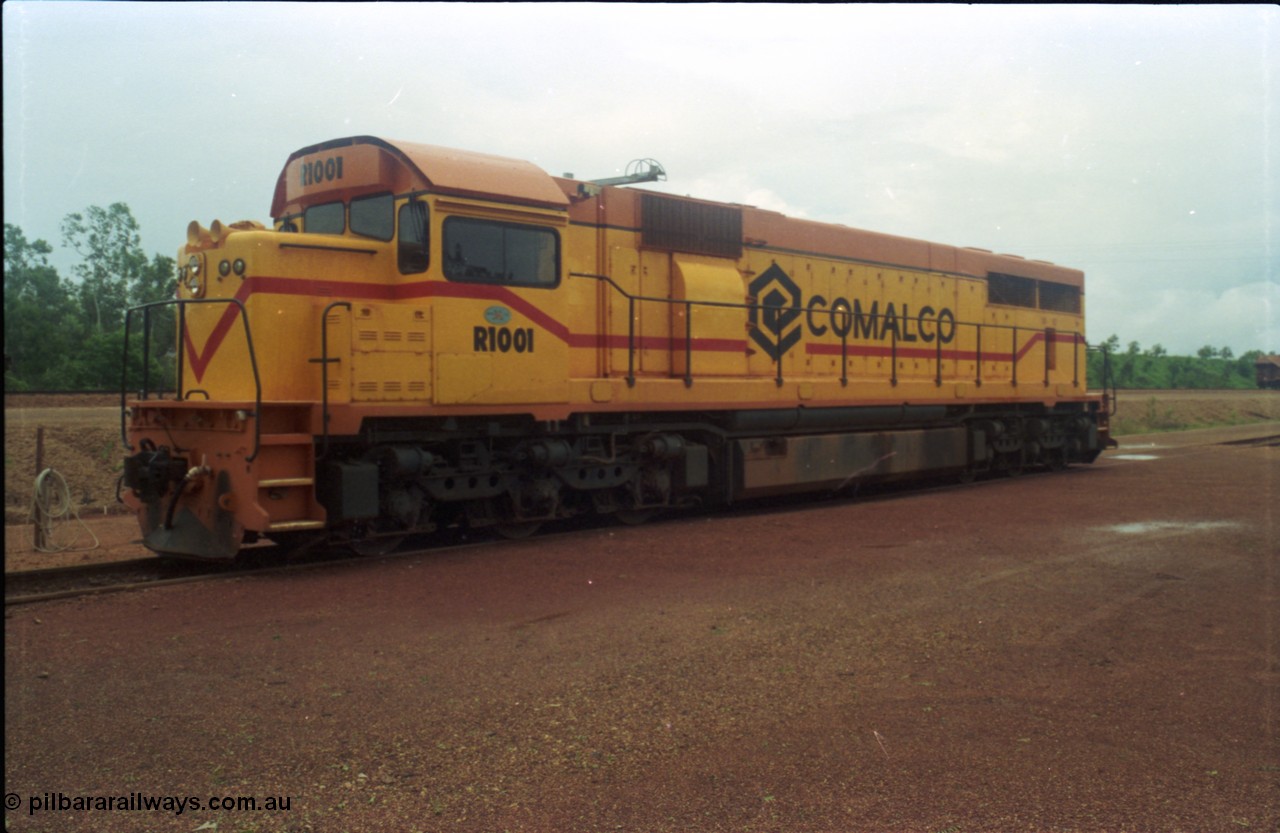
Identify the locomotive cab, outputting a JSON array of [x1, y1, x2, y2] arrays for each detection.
[[121, 137, 578, 557]]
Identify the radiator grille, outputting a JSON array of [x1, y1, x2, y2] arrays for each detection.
[[641, 193, 742, 259]]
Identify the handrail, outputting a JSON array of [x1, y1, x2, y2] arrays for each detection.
[[890, 323, 899, 387], [1073, 332, 1080, 388], [774, 310, 784, 387], [176, 303, 187, 397], [1107, 347, 1118, 414], [839, 316, 849, 387], [121, 297, 264, 462], [935, 320, 944, 387], [141, 306, 152, 398], [975, 323, 983, 387], [683, 300, 693, 388], [1044, 328, 1052, 387], [570, 271, 1093, 392], [1011, 325, 1019, 387], [311, 301, 352, 457], [1094, 343, 1118, 416]]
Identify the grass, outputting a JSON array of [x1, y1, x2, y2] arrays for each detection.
[[1111, 399, 1188, 435], [1110, 394, 1278, 436]]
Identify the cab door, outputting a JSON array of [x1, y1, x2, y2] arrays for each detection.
[[432, 213, 570, 406]]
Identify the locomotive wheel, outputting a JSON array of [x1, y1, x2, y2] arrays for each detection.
[[999, 451, 1024, 477], [496, 521, 541, 540], [268, 530, 328, 556], [350, 535, 405, 556], [615, 509, 655, 526], [348, 520, 408, 556]]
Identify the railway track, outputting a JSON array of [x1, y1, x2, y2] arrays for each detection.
[[1219, 433, 1280, 447], [5, 556, 244, 606], [10, 429, 1270, 608], [0, 465, 1073, 607], [4, 528, 519, 607]]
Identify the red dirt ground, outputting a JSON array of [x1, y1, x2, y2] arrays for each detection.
[[4, 421, 1278, 832]]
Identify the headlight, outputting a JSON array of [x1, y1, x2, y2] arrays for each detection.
[[218, 259, 231, 278], [233, 258, 246, 277], [184, 255, 204, 296]]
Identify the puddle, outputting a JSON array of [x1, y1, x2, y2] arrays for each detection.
[[1110, 454, 1160, 461], [1100, 521, 1240, 535]]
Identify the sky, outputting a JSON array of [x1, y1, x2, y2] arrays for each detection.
[[4, 2, 1277, 356]]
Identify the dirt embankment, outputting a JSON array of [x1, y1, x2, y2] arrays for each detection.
[[5, 398, 127, 526], [1110, 389, 1279, 435]]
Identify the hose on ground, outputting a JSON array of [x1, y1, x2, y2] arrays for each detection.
[[30, 468, 100, 553]]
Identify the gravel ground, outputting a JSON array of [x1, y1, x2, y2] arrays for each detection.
[[4, 423, 1278, 833]]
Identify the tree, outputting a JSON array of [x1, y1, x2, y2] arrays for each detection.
[[51, 328, 162, 391], [1197, 345, 1217, 359], [61, 202, 148, 334], [131, 252, 178, 369], [7, 206, 176, 390], [131, 252, 177, 308], [3, 224, 83, 388], [1113, 340, 1143, 386]]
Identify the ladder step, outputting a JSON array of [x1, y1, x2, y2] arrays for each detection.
[[267, 520, 326, 532], [259, 477, 315, 488]]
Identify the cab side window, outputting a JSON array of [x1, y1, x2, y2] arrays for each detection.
[[398, 200, 429, 274], [351, 193, 394, 241], [303, 202, 345, 235], [442, 217, 559, 287]]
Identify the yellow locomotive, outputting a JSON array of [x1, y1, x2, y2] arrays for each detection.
[[121, 136, 1113, 558]]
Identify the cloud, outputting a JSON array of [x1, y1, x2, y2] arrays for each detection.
[[1091, 280, 1279, 354], [3, 3, 1277, 357]]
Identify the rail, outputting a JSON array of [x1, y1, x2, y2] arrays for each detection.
[[120, 297, 264, 461], [570, 272, 1088, 391]]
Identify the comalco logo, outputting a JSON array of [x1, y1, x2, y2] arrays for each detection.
[[748, 263, 804, 361], [749, 262, 960, 361]]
